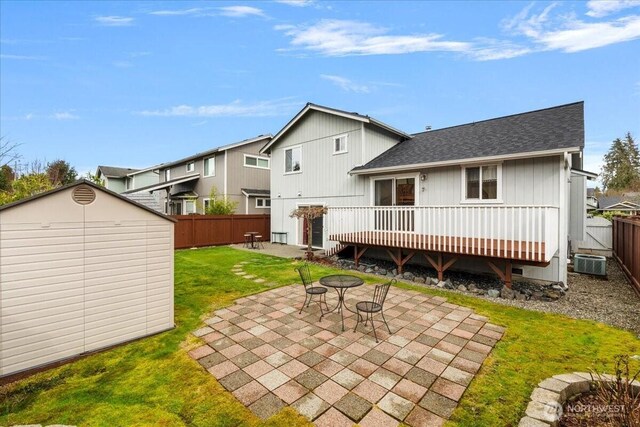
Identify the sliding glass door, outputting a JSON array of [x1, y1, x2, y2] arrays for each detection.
[[373, 177, 416, 231]]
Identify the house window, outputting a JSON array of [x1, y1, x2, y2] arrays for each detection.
[[204, 157, 215, 176], [203, 198, 210, 213], [184, 200, 196, 214], [464, 164, 500, 201], [186, 161, 195, 172], [333, 134, 347, 154], [285, 146, 302, 174], [244, 155, 270, 169], [256, 198, 271, 208], [126, 176, 133, 190], [164, 169, 170, 181]]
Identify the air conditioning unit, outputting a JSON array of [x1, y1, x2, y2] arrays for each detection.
[[574, 254, 607, 276]]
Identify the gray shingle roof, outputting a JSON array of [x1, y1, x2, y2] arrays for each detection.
[[352, 102, 584, 173], [122, 192, 163, 212], [98, 165, 140, 178], [241, 188, 270, 196], [597, 196, 640, 210]]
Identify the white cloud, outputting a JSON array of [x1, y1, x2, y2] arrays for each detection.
[[113, 60, 133, 68], [505, 4, 640, 52], [276, 19, 470, 56], [51, 111, 79, 120], [320, 74, 370, 93], [586, 0, 640, 18], [94, 16, 134, 26], [0, 54, 47, 60], [276, 0, 315, 7], [149, 8, 209, 16], [135, 99, 298, 117], [218, 6, 266, 18]]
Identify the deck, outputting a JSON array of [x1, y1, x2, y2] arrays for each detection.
[[329, 231, 546, 262]]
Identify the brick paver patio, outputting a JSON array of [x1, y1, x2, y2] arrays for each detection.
[[189, 281, 504, 426]]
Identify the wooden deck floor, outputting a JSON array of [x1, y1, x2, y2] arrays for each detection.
[[330, 231, 547, 262]]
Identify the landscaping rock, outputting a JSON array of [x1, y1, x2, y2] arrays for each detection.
[[414, 277, 426, 284], [378, 268, 387, 275], [358, 266, 366, 272], [365, 268, 374, 274], [515, 291, 528, 301], [457, 285, 467, 292], [403, 271, 415, 281], [500, 286, 515, 299], [487, 289, 500, 298]]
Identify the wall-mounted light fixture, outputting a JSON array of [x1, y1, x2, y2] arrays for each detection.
[[420, 174, 427, 182], [297, 191, 302, 197], [277, 193, 281, 198]]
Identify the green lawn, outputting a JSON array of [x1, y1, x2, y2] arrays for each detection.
[[1, 247, 638, 426]]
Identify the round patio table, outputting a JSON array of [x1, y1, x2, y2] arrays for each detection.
[[319, 274, 364, 331]]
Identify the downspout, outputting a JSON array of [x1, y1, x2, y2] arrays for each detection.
[[223, 151, 228, 200], [245, 194, 249, 214]]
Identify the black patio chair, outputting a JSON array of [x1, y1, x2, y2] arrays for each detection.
[[353, 279, 395, 342], [243, 233, 252, 248], [254, 235, 265, 249], [295, 263, 328, 315]]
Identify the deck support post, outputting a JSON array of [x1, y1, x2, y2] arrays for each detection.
[[354, 245, 368, 268], [487, 260, 513, 289], [386, 248, 415, 275], [424, 253, 458, 282]]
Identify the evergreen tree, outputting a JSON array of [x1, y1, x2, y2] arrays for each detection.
[[46, 159, 77, 185], [601, 133, 640, 191]]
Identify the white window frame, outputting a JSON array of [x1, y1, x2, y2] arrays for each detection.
[[369, 173, 420, 206], [204, 156, 215, 177], [184, 199, 196, 214], [255, 198, 271, 208], [244, 154, 270, 170], [284, 145, 302, 175], [164, 169, 170, 181], [460, 163, 503, 204], [186, 161, 195, 172], [333, 134, 348, 155]]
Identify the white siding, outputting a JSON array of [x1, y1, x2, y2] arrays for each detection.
[[270, 110, 400, 249], [0, 185, 174, 377]]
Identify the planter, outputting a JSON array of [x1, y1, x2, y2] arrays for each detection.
[[519, 372, 640, 426]]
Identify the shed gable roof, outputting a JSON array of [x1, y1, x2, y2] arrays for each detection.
[[351, 101, 584, 173], [0, 179, 176, 222]]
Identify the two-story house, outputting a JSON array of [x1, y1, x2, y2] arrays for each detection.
[[261, 102, 592, 287], [125, 135, 272, 215], [96, 165, 160, 194]]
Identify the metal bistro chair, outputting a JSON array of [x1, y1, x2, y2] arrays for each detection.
[[243, 233, 252, 248], [353, 279, 395, 342], [295, 264, 328, 315], [254, 235, 265, 249]]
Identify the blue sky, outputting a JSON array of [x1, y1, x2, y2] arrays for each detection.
[[1, 0, 639, 181]]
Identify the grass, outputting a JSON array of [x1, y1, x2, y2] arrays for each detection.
[[1, 246, 639, 426]]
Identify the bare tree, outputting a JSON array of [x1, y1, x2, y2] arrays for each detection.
[[0, 136, 21, 168], [290, 206, 328, 259]]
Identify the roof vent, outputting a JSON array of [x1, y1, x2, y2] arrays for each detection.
[[72, 185, 96, 205]]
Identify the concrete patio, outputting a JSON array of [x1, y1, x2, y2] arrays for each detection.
[[188, 267, 504, 426]]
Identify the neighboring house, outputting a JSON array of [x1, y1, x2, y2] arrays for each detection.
[[586, 188, 598, 212], [96, 165, 160, 194], [262, 101, 591, 286], [125, 135, 272, 215], [597, 195, 640, 214]]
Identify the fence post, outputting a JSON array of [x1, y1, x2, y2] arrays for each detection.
[[191, 215, 196, 247]]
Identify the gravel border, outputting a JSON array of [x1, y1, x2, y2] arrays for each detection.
[[332, 257, 640, 336]]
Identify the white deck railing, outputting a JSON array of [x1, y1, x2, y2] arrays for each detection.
[[326, 205, 559, 262]]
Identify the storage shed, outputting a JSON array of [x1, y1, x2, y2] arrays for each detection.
[[0, 180, 176, 378]]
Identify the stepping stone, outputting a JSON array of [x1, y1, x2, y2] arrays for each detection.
[[235, 272, 247, 276], [254, 278, 266, 283], [244, 275, 256, 279]]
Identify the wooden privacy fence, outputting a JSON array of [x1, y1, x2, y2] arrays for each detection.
[[612, 215, 640, 296], [172, 214, 270, 249]]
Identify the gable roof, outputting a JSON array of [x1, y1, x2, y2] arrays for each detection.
[[587, 188, 596, 198], [160, 134, 272, 170], [260, 103, 410, 154], [0, 179, 177, 222], [598, 196, 640, 210], [241, 188, 270, 197], [97, 165, 140, 178], [122, 173, 200, 194], [351, 101, 584, 174]]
